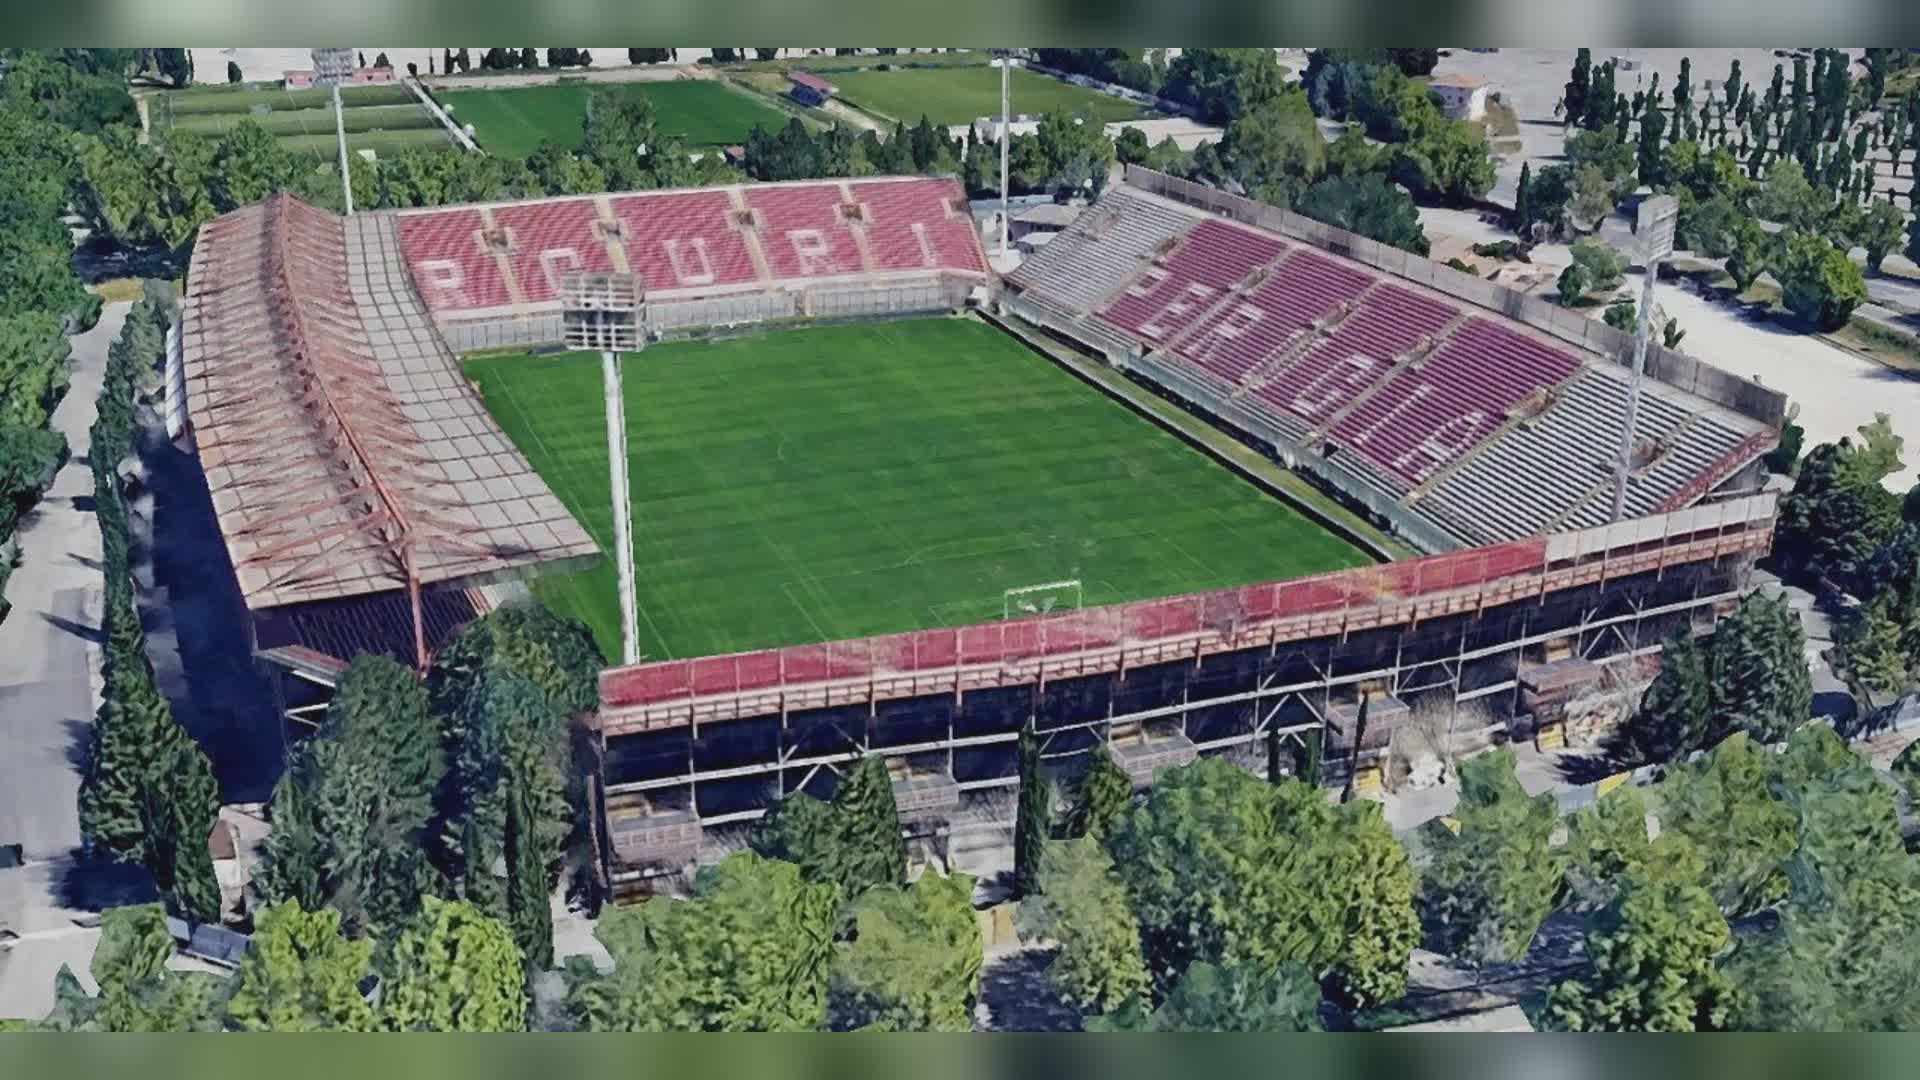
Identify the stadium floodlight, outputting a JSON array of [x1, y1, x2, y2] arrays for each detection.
[[1610, 193, 1679, 523], [991, 48, 1012, 260], [311, 48, 357, 216], [562, 271, 647, 666], [1004, 579, 1083, 622]]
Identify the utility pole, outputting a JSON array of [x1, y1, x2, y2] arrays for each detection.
[[1611, 194, 1678, 522]]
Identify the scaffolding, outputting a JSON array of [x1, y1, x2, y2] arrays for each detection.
[[593, 492, 1774, 872]]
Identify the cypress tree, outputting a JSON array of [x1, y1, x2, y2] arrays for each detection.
[[1064, 742, 1131, 840], [1514, 160, 1533, 234], [504, 770, 553, 975], [1628, 630, 1712, 762], [833, 754, 905, 894], [1710, 592, 1812, 745], [1013, 730, 1050, 897], [1564, 48, 1592, 126], [162, 737, 222, 924], [1265, 726, 1283, 784]]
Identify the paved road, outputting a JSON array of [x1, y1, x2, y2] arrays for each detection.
[[0, 303, 124, 860]]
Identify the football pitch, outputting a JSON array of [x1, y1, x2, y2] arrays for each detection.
[[439, 81, 792, 157], [464, 318, 1371, 661], [828, 65, 1156, 127]]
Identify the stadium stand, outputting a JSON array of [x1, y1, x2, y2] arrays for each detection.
[[395, 207, 511, 311], [395, 177, 990, 319], [612, 189, 759, 292], [1250, 284, 1459, 437], [743, 183, 864, 278], [851, 179, 981, 274], [1332, 317, 1584, 486], [491, 197, 616, 304], [1003, 186, 1197, 314], [1001, 178, 1780, 548], [1099, 218, 1288, 343], [1173, 250, 1376, 389]]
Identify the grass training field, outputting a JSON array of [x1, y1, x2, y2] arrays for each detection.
[[156, 83, 446, 157], [440, 81, 792, 157], [828, 65, 1155, 127], [465, 318, 1370, 661]]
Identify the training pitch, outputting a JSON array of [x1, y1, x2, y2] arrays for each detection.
[[464, 318, 1370, 660], [828, 65, 1156, 127], [440, 81, 793, 157]]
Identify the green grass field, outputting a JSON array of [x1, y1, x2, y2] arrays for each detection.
[[162, 83, 416, 114], [828, 65, 1155, 127], [166, 103, 438, 137], [464, 318, 1370, 660], [440, 81, 792, 157]]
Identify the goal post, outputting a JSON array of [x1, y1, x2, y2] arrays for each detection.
[[1004, 578, 1083, 622]]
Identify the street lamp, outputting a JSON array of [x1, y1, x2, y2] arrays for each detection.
[[562, 271, 646, 666], [1611, 192, 1678, 523], [310, 47, 356, 216]]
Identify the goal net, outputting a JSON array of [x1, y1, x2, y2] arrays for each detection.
[[1003, 579, 1083, 622]]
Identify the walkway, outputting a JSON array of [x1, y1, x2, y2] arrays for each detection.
[[0, 302, 124, 861]]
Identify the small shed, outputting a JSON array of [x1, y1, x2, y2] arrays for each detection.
[[787, 71, 837, 107]]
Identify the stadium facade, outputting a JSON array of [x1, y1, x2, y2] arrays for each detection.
[[175, 168, 1785, 889]]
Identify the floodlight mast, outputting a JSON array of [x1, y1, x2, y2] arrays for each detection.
[[562, 273, 646, 666], [995, 49, 1011, 259], [1611, 194, 1678, 523], [311, 48, 356, 216]]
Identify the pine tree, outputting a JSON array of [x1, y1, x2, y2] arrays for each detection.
[[832, 755, 904, 896], [1629, 630, 1713, 763], [1064, 742, 1131, 840], [1013, 730, 1050, 897]]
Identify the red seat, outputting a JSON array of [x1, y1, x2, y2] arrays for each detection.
[[746, 184, 862, 278], [491, 198, 615, 304], [397, 209, 511, 311], [849, 178, 985, 273], [612, 189, 759, 292]]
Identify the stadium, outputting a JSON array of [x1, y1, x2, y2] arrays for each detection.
[[176, 166, 1784, 887]]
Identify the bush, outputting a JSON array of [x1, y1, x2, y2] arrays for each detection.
[[1774, 231, 1867, 331]]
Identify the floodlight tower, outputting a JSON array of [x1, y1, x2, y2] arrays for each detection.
[[1611, 193, 1678, 523], [310, 47, 356, 215], [993, 48, 1012, 259], [562, 272, 646, 666]]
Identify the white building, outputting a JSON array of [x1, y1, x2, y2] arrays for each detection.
[[1428, 72, 1492, 121]]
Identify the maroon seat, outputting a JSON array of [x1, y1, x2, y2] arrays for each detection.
[[1332, 318, 1582, 485], [1099, 219, 1286, 344]]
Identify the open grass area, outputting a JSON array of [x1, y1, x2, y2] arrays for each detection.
[[464, 318, 1370, 660], [440, 81, 791, 157], [829, 65, 1155, 127], [156, 82, 444, 158]]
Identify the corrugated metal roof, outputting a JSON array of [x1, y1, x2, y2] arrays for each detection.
[[181, 194, 600, 615]]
